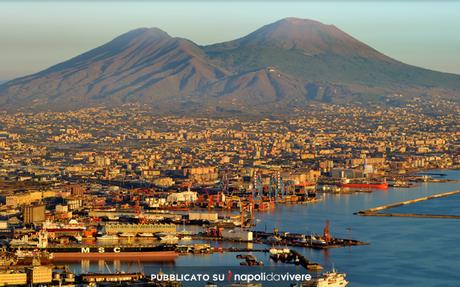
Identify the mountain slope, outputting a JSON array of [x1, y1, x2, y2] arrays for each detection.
[[204, 18, 460, 90], [0, 28, 228, 110], [1, 17, 460, 114]]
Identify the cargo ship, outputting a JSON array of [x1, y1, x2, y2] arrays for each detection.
[[46, 244, 178, 262], [340, 178, 388, 189], [7, 231, 178, 262]]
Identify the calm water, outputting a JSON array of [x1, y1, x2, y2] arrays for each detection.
[[69, 169, 460, 286]]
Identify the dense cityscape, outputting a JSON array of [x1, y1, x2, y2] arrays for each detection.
[[0, 104, 459, 286]]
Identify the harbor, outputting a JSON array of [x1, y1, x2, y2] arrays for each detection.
[[0, 170, 459, 286], [37, 170, 455, 287]]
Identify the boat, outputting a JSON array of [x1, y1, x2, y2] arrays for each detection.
[[160, 235, 179, 243], [42, 219, 86, 232], [14, 249, 53, 265], [238, 254, 264, 266], [7, 232, 177, 262], [269, 247, 291, 261], [9, 235, 39, 248], [96, 234, 119, 241], [340, 178, 388, 189], [302, 269, 348, 287], [391, 180, 413, 188], [180, 236, 192, 241], [310, 236, 327, 246], [46, 244, 177, 262], [107, 215, 120, 220], [269, 247, 290, 255]]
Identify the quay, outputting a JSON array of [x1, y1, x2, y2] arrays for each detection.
[[252, 230, 368, 249], [356, 189, 460, 218], [357, 213, 460, 219]]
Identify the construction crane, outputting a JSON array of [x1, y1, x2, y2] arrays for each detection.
[[207, 190, 214, 209], [254, 172, 263, 199], [240, 197, 253, 228], [134, 199, 147, 224], [323, 220, 331, 243], [219, 172, 229, 195]]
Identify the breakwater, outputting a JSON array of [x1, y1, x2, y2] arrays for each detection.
[[356, 189, 460, 218]]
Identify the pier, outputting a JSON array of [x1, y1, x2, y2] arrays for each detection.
[[356, 189, 460, 219]]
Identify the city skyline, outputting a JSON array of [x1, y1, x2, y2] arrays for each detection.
[[1, 1, 460, 80], [0, 2, 459, 285]]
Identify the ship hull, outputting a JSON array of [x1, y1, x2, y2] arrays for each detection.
[[341, 183, 388, 189], [10, 244, 178, 263], [50, 250, 177, 262]]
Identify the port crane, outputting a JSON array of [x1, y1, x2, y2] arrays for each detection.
[[134, 199, 147, 224], [323, 220, 331, 243]]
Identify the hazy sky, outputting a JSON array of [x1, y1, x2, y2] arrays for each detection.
[[1, 1, 460, 80]]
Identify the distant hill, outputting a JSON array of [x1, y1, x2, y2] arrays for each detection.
[[1, 17, 459, 114]]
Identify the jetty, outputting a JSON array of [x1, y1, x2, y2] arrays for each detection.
[[356, 189, 460, 219]]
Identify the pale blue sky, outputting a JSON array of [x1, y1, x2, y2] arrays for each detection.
[[1, 1, 459, 80]]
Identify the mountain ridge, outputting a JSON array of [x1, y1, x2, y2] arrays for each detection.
[[1, 17, 459, 114]]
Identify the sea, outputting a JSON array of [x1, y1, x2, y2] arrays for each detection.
[[68, 169, 460, 287]]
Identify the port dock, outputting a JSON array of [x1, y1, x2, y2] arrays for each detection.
[[356, 189, 460, 219]]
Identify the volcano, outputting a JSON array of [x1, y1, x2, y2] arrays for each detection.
[[1, 17, 459, 114]]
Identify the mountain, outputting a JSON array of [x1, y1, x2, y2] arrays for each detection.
[[1, 17, 460, 114], [0, 28, 228, 111], [205, 18, 460, 90]]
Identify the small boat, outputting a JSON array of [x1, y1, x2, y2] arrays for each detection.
[[302, 269, 348, 287], [238, 254, 264, 266], [180, 236, 192, 241], [269, 247, 292, 261], [269, 247, 290, 255], [160, 235, 179, 243], [310, 236, 327, 245], [9, 236, 38, 248]]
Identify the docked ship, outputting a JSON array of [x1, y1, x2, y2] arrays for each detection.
[[159, 234, 179, 243], [14, 249, 53, 265], [340, 178, 388, 189], [46, 244, 178, 262], [302, 269, 348, 287], [42, 219, 86, 232], [7, 231, 178, 262]]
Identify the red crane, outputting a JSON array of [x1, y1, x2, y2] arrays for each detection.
[[323, 220, 331, 243], [134, 199, 147, 224]]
